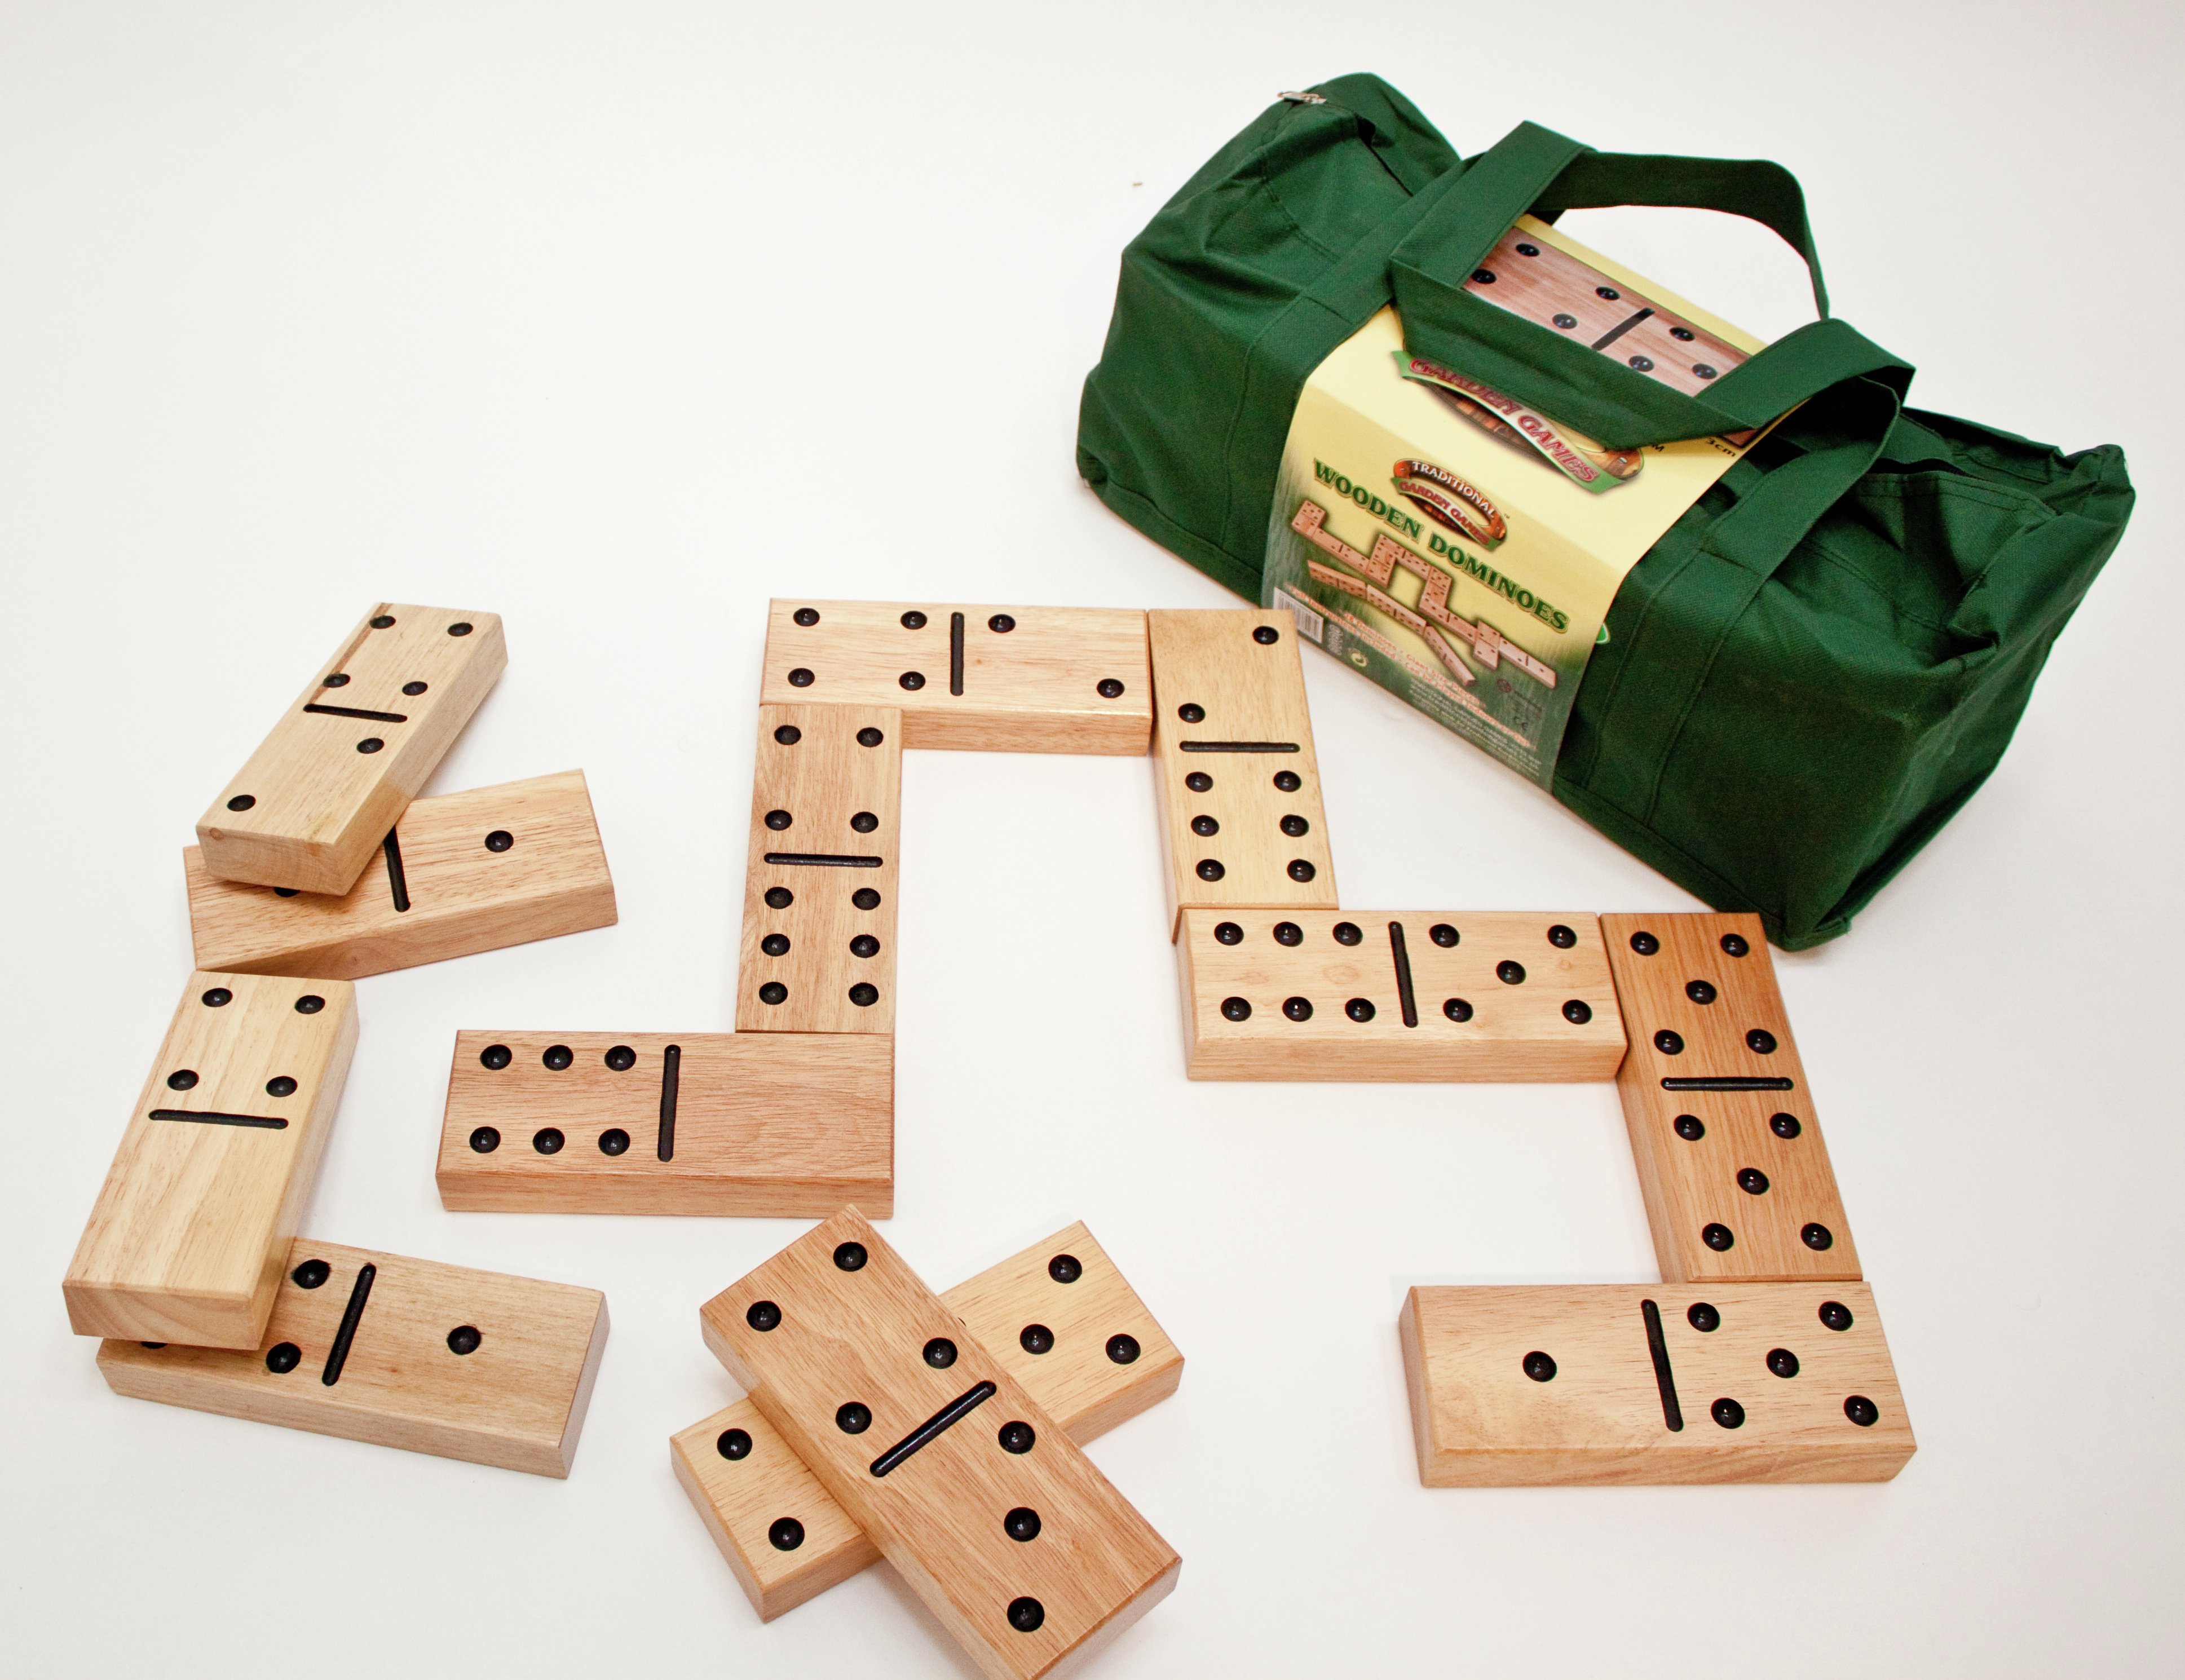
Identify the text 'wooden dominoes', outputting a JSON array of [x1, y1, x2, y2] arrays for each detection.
[[65, 972, 358, 1348], [760, 600, 1151, 754], [700, 1210, 1179, 1679], [1176, 909, 1626, 1081], [1400, 1283, 1913, 1485], [738, 704, 901, 1035], [98, 1239, 608, 1477], [196, 604, 507, 894], [1148, 608, 1337, 937], [436, 1031, 893, 1217], [185, 770, 615, 980], [1603, 913, 1859, 1283], [672, 1222, 1181, 1622]]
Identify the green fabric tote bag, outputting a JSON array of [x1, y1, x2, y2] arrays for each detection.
[[1078, 75, 2134, 948]]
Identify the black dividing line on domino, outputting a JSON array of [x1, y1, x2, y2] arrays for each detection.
[[869, 1381, 997, 1478], [321, 1263, 378, 1387], [763, 852, 884, 868], [382, 829, 411, 913], [1177, 741, 1300, 754], [1640, 1298, 1683, 1432], [302, 703, 409, 723], [949, 612, 966, 696], [1661, 1077, 1795, 1092], [657, 1044, 681, 1162], [148, 1109, 289, 1129], [1388, 921, 1418, 1028]]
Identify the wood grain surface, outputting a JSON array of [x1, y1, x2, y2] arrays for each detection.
[[1401, 1282, 1913, 1486], [436, 1031, 893, 1216], [1176, 909, 1626, 1080], [1148, 609, 1338, 939], [700, 1210, 1178, 1679], [758, 600, 1150, 754], [64, 972, 358, 1348], [736, 704, 901, 1034], [672, 1221, 1180, 1622], [194, 604, 506, 893], [1603, 913, 1860, 1283], [185, 769, 615, 979], [98, 1238, 608, 1476]]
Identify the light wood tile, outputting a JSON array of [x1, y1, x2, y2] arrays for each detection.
[[758, 601, 1150, 754], [195, 604, 506, 893], [1401, 1282, 1913, 1485], [672, 1222, 1181, 1622], [98, 1239, 607, 1477], [1603, 913, 1860, 1283], [186, 770, 614, 979], [736, 705, 900, 1034], [436, 1031, 893, 1217], [1176, 909, 1626, 1080], [700, 1210, 1178, 1679], [65, 973, 358, 1348], [1148, 609, 1337, 938]]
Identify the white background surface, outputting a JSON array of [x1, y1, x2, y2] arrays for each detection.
[[4, 4, 2179, 1674]]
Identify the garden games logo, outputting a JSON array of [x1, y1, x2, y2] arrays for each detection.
[[1390, 458, 1506, 550]]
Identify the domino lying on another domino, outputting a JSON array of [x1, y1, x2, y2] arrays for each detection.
[[672, 1221, 1181, 1621], [688, 1210, 1181, 1678]]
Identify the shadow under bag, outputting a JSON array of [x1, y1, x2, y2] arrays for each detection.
[[1076, 75, 2133, 949]]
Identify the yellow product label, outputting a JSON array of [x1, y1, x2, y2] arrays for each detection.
[[1261, 218, 1767, 787]]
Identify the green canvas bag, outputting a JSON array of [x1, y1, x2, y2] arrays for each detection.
[[1078, 75, 2134, 948]]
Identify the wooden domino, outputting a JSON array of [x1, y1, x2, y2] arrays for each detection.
[[1147, 608, 1338, 938], [65, 972, 359, 1349], [671, 1221, 1181, 1622], [1466, 216, 1753, 402], [738, 704, 901, 1035], [97, 1239, 608, 1477], [196, 604, 507, 894], [1399, 1283, 1913, 1485], [699, 1209, 1179, 1679], [758, 600, 1151, 754], [435, 1031, 894, 1217], [1176, 909, 1626, 1081], [1602, 913, 1859, 1283], [184, 770, 616, 980]]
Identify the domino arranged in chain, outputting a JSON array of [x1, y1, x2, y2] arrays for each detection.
[[99, 1239, 608, 1476], [736, 704, 902, 1034], [697, 1210, 1180, 1677], [1601, 913, 1859, 1283], [1147, 608, 1338, 935], [671, 1221, 1181, 1621], [1400, 1281, 1910, 1484], [1175, 908, 1625, 1081], [196, 604, 508, 894], [759, 600, 1152, 754], [1398, 912, 1911, 1485], [186, 770, 616, 980]]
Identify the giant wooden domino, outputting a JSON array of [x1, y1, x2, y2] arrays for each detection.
[[99, 1238, 608, 1476], [671, 1221, 1181, 1621], [759, 600, 1151, 754], [186, 770, 616, 979], [196, 603, 507, 894], [697, 1210, 1180, 1678], [65, 972, 360, 1348], [436, 1030, 893, 1216], [1176, 908, 1625, 1081]]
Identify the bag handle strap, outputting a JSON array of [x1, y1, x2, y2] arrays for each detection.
[[1388, 122, 1912, 448]]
